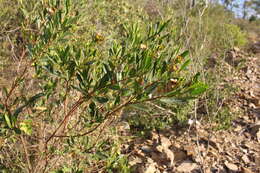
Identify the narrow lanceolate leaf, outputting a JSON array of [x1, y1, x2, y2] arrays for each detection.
[[65, 0, 71, 15], [83, 60, 96, 66], [14, 128, 21, 134], [158, 19, 171, 34], [94, 96, 109, 104], [28, 93, 44, 104], [179, 50, 189, 58], [144, 56, 152, 70], [178, 59, 191, 72], [97, 73, 110, 89], [192, 72, 201, 83], [165, 88, 182, 97], [4, 113, 13, 128], [20, 120, 33, 135], [13, 93, 44, 118], [145, 82, 159, 94], [160, 98, 186, 104], [190, 83, 208, 95], [89, 102, 98, 117], [76, 73, 83, 83], [0, 104, 4, 110], [184, 82, 208, 96], [129, 104, 149, 112], [108, 84, 120, 90], [2, 87, 8, 97]]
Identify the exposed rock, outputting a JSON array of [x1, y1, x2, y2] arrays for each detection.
[[176, 160, 198, 172], [241, 167, 253, 173], [145, 162, 159, 173], [224, 161, 239, 172], [242, 155, 250, 164], [141, 145, 153, 153]]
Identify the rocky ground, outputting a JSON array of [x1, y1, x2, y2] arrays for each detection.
[[122, 43, 260, 173]]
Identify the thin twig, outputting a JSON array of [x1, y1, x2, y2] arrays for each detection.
[[45, 96, 86, 143], [47, 94, 173, 139], [53, 96, 135, 138], [4, 66, 28, 109], [20, 135, 32, 173], [7, 35, 18, 61], [194, 100, 205, 173], [148, 102, 176, 115], [3, 27, 20, 33], [61, 80, 69, 133]]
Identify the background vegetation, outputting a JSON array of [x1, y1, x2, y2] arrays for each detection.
[[0, 0, 258, 172]]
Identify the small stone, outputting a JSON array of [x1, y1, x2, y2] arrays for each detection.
[[140, 44, 147, 50], [249, 103, 256, 109], [242, 155, 250, 163], [129, 157, 143, 166], [141, 146, 153, 153], [160, 136, 171, 148], [233, 47, 240, 52], [241, 167, 253, 173], [249, 123, 260, 136], [234, 125, 242, 132], [174, 150, 187, 162], [255, 156, 260, 167], [257, 130, 260, 142], [224, 161, 239, 171], [117, 121, 130, 131], [176, 160, 198, 172], [145, 162, 158, 173]]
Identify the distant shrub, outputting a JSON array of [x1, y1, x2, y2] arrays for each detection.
[[170, 4, 248, 54], [223, 24, 247, 47]]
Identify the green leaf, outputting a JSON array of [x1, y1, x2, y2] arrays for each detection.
[[144, 56, 152, 70], [71, 85, 87, 95], [14, 127, 22, 134], [89, 102, 98, 117], [192, 72, 201, 83], [165, 88, 181, 97], [180, 50, 189, 58], [190, 83, 208, 95], [97, 73, 109, 89], [0, 104, 4, 110], [161, 61, 167, 74], [160, 98, 185, 104], [65, 0, 70, 14], [183, 82, 208, 96], [2, 87, 8, 97], [83, 60, 96, 66], [108, 85, 120, 90], [21, 8, 29, 18], [62, 46, 70, 61], [4, 113, 12, 128], [114, 95, 121, 106], [129, 104, 149, 112], [94, 97, 109, 104], [122, 88, 134, 97], [76, 73, 83, 83], [152, 61, 158, 76], [13, 93, 44, 118], [158, 19, 171, 34], [178, 59, 191, 72], [28, 93, 44, 104], [145, 82, 158, 94], [13, 106, 26, 119], [20, 120, 33, 135]]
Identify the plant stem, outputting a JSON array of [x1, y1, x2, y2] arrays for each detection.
[[20, 135, 32, 172]]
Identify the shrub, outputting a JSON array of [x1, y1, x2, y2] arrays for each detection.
[[221, 24, 247, 48], [0, 0, 207, 172]]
